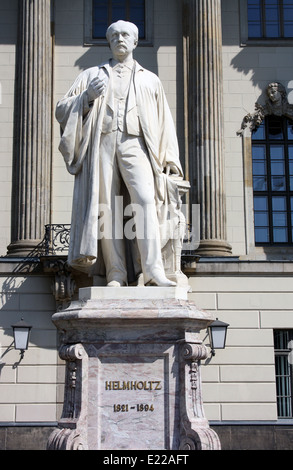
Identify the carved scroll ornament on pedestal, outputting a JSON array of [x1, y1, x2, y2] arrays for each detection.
[[47, 344, 88, 451], [179, 342, 221, 451]]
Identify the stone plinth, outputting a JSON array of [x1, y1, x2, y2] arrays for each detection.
[[47, 287, 220, 451]]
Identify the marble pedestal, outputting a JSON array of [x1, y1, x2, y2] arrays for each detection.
[[47, 286, 220, 451]]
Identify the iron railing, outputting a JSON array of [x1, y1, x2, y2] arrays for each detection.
[[44, 224, 71, 256]]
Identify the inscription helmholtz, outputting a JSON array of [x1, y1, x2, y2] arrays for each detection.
[[105, 380, 162, 391]]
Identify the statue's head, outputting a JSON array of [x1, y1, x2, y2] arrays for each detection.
[[266, 82, 286, 105], [106, 20, 139, 59]]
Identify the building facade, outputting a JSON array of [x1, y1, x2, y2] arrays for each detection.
[[0, 0, 293, 450]]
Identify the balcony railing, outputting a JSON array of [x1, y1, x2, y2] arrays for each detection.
[[44, 224, 71, 256], [41, 223, 198, 269]]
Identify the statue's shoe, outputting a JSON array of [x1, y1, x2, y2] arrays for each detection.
[[107, 280, 126, 287], [146, 276, 176, 287]]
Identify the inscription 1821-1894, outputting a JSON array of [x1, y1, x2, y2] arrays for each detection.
[[105, 380, 161, 415]]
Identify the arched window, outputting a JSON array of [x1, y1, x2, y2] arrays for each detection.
[[252, 115, 293, 244]]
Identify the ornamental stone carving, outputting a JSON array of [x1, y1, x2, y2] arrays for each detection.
[[47, 343, 88, 451], [237, 82, 293, 136], [42, 257, 76, 310], [179, 342, 220, 450]]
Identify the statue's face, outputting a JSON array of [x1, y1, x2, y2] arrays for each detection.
[[108, 23, 137, 58], [268, 85, 281, 103]]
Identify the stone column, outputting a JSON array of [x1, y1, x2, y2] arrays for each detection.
[[7, 0, 52, 256], [183, 0, 232, 256]]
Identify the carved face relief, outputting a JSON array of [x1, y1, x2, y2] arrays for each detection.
[[238, 82, 293, 136], [267, 83, 282, 105]]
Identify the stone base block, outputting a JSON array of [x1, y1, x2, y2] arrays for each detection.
[[47, 287, 220, 451], [6, 239, 44, 257], [196, 240, 232, 257]]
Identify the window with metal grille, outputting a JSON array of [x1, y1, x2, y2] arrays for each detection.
[[274, 330, 293, 418], [252, 116, 293, 245], [247, 0, 293, 39], [92, 0, 146, 40]]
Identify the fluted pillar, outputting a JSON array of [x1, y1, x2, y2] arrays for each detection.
[[183, 0, 232, 256], [7, 0, 52, 256]]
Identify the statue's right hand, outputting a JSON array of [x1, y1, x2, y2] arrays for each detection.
[[87, 76, 106, 102]]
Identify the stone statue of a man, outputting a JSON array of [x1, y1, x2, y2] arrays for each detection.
[[56, 20, 184, 287]]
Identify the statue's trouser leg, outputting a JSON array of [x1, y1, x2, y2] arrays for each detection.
[[99, 132, 128, 285], [99, 131, 165, 284], [116, 131, 165, 284]]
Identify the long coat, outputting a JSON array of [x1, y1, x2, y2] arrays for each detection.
[[56, 60, 183, 273]]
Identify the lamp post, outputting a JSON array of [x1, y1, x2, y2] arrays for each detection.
[[11, 318, 32, 360], [208, 318, 229, 356]]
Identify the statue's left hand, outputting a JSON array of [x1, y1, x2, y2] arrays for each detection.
[[166, 163, 180, 176], [87, 76, 106, 102]]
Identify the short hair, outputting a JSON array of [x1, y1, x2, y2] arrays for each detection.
[[106, 20, 139, 43]]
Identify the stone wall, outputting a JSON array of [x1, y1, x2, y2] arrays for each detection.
[[192, 260, 293, 422], [0, 425, 55, 451], [213, 424, 293, 450], [1, 424, 292, 450], [0, 262, 61, 424]]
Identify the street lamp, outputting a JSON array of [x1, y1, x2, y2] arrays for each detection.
[[11, 318, 32, 360], [208, 318, 229, 356]]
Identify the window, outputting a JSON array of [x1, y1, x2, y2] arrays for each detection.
[[84, 0, 153, 46], [274, 330, 293, 418], [252, 116, 293, 245], [247, 0, 293, 39], [93, 0, 146, 39]]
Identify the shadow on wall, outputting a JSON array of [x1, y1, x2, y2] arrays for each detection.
[[230, 47, 293, 105], [0, 257, 58, 373]]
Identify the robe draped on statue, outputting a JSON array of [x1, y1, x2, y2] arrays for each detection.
[[56, 60, 183, 275]]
